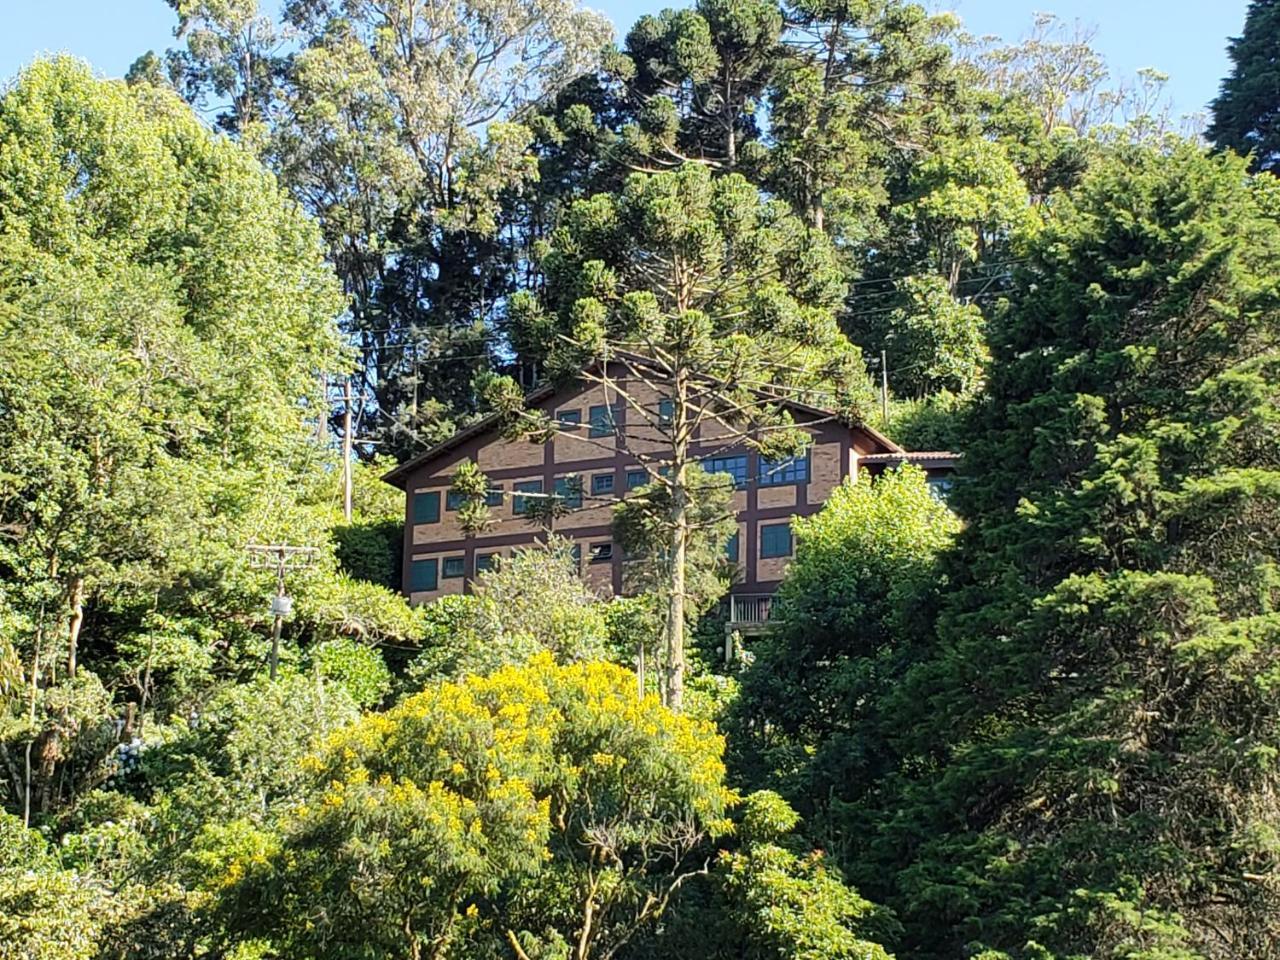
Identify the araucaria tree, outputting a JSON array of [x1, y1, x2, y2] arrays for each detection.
[[1209, 0, 1280, 173], [489, 163, 876, 709]]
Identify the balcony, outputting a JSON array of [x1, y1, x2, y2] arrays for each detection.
[[726, 593, 776, 632]]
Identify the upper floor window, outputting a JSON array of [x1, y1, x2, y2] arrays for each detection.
[[590, 543, 613, 563], [557, 409, 582, 429], [928, 476, 954, 501], [658, 398, 674, 427], [485, 484, 504, 507], [626, 470, 648, 490], [413, 491, 440, 524], [760, 522, 793, 559], [725, 531, 740, 563], [759, 452, 810, 487], [703, 454, 748, 489], [591, 473, 615, 495], [410, 557, 438, 591], [513, 479, 542, 515], [589, 405, 617, 438], [554, 475, 583, 509], [442, 556, 466, 579], [476, 552, 499, 573], [445, 489, 465, 511]]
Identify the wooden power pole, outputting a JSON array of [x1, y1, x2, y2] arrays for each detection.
[[342, 376, 353, 522], [246, 544, 317, 679]]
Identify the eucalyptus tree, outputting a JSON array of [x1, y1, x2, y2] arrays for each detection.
[[489, 163, 876, 709]]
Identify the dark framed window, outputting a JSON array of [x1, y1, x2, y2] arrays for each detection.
[[626, 470, 648, 490], [513, 480, 542, 515], [760, 522, 793, 558], [589, 405, 616, 438], [476, 552, 499, 572], [485, 484, 503, 507], [445, 489, 465, 511], [590, 543, 613, 563], [442, 556, 466, 578], [410, 558, 438, 591], [758, 452, 810, 486], [725, 532, 740, 563], [928, 476, 954, 501], [412, 491, 440, 524], [703, 454, 749, 489], [570, 543, 582, 571], [658, 398, 674, 427], [554, 475, 583, 509], [591, 473, 615, 495], [557, 409, 582, 428]]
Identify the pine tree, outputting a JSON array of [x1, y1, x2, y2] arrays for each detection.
[[1209, 0, 1280, 173]]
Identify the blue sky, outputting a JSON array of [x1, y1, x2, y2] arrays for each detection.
[[0, 0, 1249, 120]]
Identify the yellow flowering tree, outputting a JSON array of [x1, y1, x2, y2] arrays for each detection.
[[212, 656, 731, 960]]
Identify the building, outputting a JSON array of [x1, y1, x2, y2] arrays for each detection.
[[383, 371, 957, 626]]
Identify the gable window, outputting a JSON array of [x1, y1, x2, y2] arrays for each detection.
[[760, 522, 792, 559], [591, 473, 615, 495], [485, 484, 503, 507], [626, 470, 648, 490], [725, 532, 740, 563], [445, 489, 465, 511], [703, 454, 748, 489], [588, 405, 616, 438], [412, 491, 440, 524], [758, 452, 810, 486], [557, 409, 582, 429], [442, 556, 466, 578], [410, 558, 438, 591], [554, 475, 583, 509], [513, 480, 542, 515]]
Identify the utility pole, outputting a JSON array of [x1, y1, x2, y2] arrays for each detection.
[[342, 377, 353, 522], [246, 544, 317, 679], [880, 349, 889, 424]]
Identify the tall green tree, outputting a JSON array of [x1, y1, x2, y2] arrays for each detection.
[[1209, 0, 1280, 174], [858, 144, 1280, 958], [491, 162, 876, 709]]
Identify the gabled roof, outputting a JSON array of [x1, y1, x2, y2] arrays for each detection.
[[382, 366, 905, 490]]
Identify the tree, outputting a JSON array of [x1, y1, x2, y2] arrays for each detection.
[[1209, 0, 1280, 173], [492, 162, 877, 709], [212, 655, 731, 960], [860, 144, 1280, 958], [727, 466, 959, 835]]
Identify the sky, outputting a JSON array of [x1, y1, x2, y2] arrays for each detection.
[[0, 0, 1250, 121]]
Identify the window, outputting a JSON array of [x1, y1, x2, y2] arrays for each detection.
[[570, 543, 582, 571], [591, 473, 615, 495], [590, 543, 613, 563], [557, 409, 582, 429], [412, 491, 440, 524], [589, 405, 616, 438], [442, 556, 466, 579], [725, 532, 740, 563], [410, 558, 438, 591], [476, 552, 499, 572], [760, 522, 792, 559], [445, 489, 465, 511], [658, 398, 674, 427], [626, 470, 648, 490], [485, 484, 503, 507], [513, 480, 542, 515], [759, 452, 810, 486], [928, 476, 954, 501], [703, 454, 749, 489], [555, 475, 583, 509]]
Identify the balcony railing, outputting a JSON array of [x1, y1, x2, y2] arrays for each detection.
[[726, 593, 776, 628]]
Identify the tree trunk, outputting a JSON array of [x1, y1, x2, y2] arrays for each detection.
[[664, 372, 690, 712], [66, 576, 84, 678]]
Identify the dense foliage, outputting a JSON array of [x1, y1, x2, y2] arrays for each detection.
[[3, 1, 1279, 958]]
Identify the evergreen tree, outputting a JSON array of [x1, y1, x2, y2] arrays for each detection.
[[1209, 0, 1280, 173], [863, 144, 1280, 958]]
